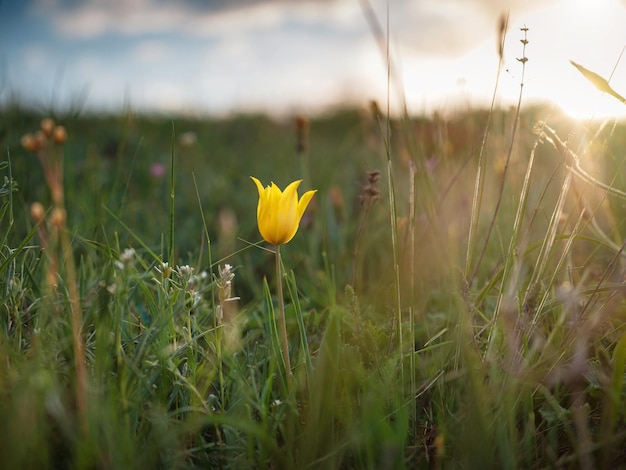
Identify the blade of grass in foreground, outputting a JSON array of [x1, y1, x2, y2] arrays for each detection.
[[285, 269, 313, 380], [168, 122, 176, 265], [263, 277, 288, 394], [570, 60, 626, 103], [465, 14, 509, 284]]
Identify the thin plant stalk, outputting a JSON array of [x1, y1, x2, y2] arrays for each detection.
[[351, 201, 371, 289], [168, 122, 175, 265], [408, 158, 416, 410], [192, 174, 224, 406], [274, 244, 292, 387], [465, 13, 509, 284], [26, 121, 88, 431], [363, 0, 406, 393], [486, 137, 539, 364], [168, 124, 177, 352], [59, 222, 88, 430]]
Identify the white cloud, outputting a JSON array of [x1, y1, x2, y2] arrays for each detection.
[[14, 0, 626, 117], [132, 40, 171, 64], [36, 0, 187, 38], [19, 45, 52, 71]]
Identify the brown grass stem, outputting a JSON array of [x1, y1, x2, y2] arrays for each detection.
[[58, 222, 88, 431]]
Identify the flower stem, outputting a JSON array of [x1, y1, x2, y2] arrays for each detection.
[[275, 244, 292, 386]]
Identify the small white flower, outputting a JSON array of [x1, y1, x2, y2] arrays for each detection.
[[177, 264, 193, 275], [120, 248, 136, 262], [186, 289, 201, 309], [155, 262, 171, 277], [115, 248, 136, 270]]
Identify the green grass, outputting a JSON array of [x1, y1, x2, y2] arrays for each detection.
[[2, 97, 626, 468]]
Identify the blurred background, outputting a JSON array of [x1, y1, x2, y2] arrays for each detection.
[[1, 0, 625, 120]]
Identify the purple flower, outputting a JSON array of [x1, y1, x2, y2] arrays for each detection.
[[150, 163, 166, 178]]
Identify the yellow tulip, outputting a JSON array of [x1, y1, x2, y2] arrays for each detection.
[[251, 176, 316, 245]]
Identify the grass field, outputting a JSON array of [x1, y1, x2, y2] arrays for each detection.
[[2, 90, 626, 468]]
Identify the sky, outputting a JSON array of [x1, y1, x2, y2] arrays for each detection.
[[1, 0, 625, 119]]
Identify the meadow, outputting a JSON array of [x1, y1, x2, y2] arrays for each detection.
[[2, 85, 626, 468]]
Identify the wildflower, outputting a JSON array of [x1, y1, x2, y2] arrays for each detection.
[[179, 131, 197, 147], [150, 162, 166, 178], [155, 262, 171, 280], [176, 264, 194, 277], [251, 177, 316, 387], [120, 248, 136, 263], [186, 289, 201, 310], [30, 202, 45, 223], [216, 264, 235, 303], [40, 118, 55, 137], [250, 176, 316, 245], [215, 264, 239, 322], [53, 126, 67, 145], [21, 134, 41, 153], [50, 207, 66, 227], [114, 248, 136, 270]]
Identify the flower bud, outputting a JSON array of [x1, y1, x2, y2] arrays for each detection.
[[34, 130, 47, 149], [50, 207, 66, 228], [40, 118, 55, 137], [21, 133, 40, 153], [53, 125, 67, 145], [30, 202, 46, 223]]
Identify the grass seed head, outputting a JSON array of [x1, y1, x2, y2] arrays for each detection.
[[295, 115, 309, 153], [360, 170, 381, 208]]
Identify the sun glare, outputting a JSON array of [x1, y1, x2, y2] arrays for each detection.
[[557, 90, 626, 122], [569, 0, 596, 12]]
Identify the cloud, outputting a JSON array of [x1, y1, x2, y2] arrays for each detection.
[[32, 0, 346, 39], [19, 45, 53, 71], [31, 0, 559, 65], [15, 0, 623, 117], [132, 40, 171, 64], [36, 0, 188, 38]]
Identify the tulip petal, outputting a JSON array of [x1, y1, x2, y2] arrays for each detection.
[[250, 176, 315, 245], [297, 190, 317, 219]]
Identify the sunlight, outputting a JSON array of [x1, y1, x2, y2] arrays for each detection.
[[553, 59, 626, 121], [568, 0, 597, 12], [555, 87, 626, 121]]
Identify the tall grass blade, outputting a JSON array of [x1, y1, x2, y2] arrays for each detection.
[[168, 122, 175, 264], [285, 269, 313, 379], [263, 277, 288, 393], [465, 14, 509, 283]]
